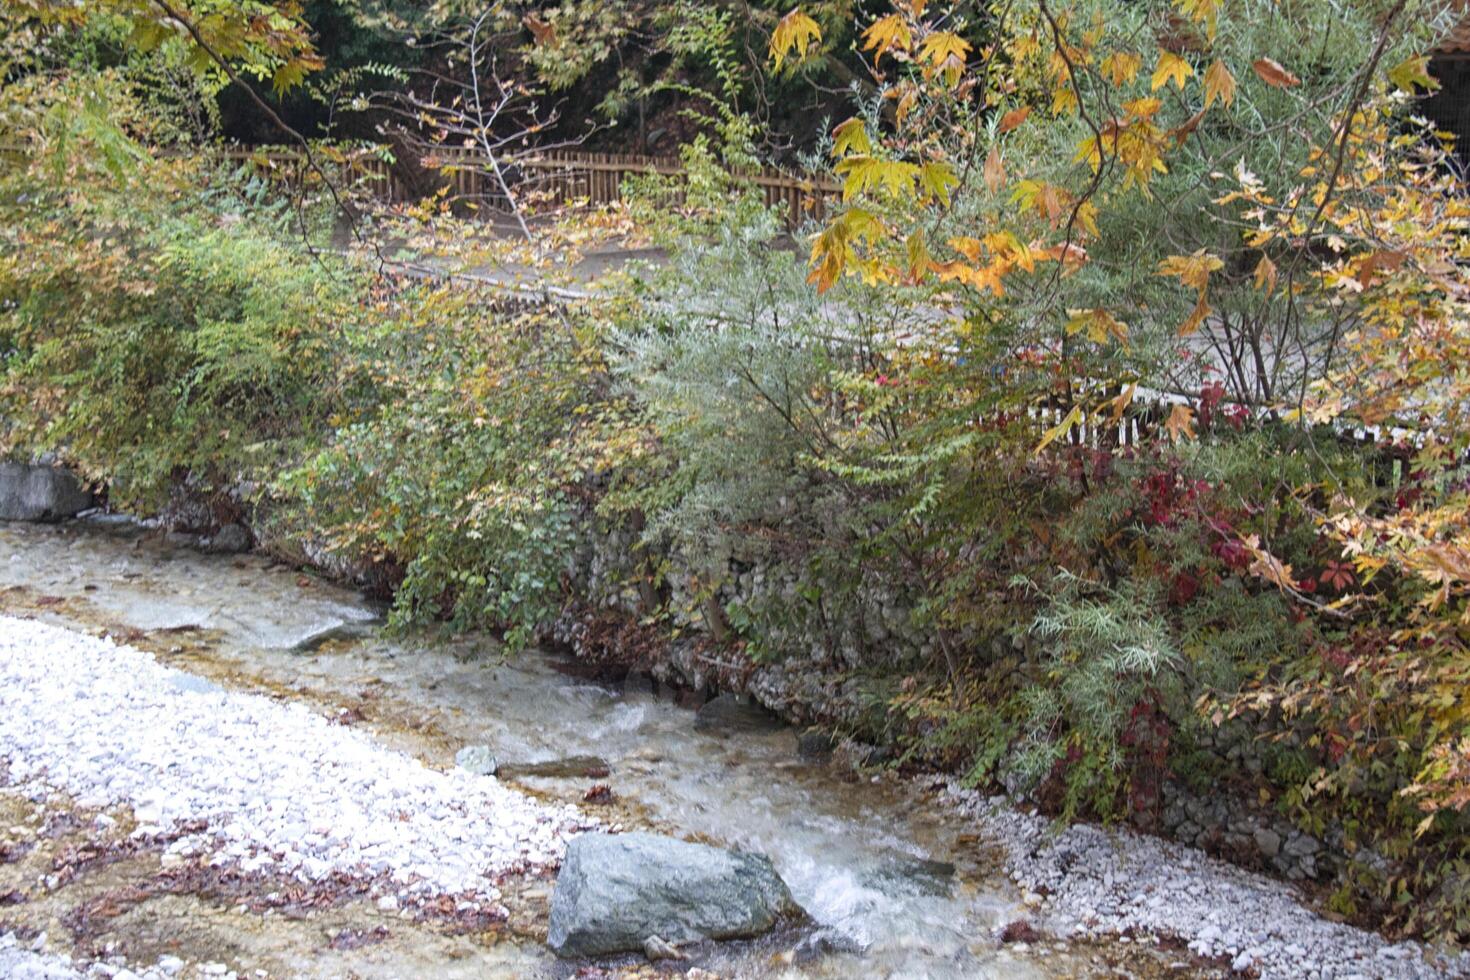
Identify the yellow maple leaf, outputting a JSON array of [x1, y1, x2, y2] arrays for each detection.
[[947, 236, 984, 262], [918, 160, 959, 206], [770, 9, 821, 71], [1065, 307, 1129, 345], [831, 117, 871, 158], [1101, 50, 1142, 86], [1105, 383, 1137, 424], [1123, 96, 1162, 119], [905, 230, 931, 282], [918, 31, 972, 67], [1151, 50, 1193, 91], [1178, 295, 1211, 336], [1075, 200, 1100, 237], [1203, 60, 1235, 108], [1387, 53, 1436, 93], [1036, 405, 1083, 454], [836, 156, 920, 200], [1158, 249, 1223, 291], [1174, 0, 1221, 40], [862, 13, 912, 62], [1253, 254, 1278, 295], [807, 207, 881, 292]]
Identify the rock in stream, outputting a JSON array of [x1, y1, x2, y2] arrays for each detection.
[[694, 693, 782, 734], [547, 832, 801, 957], [0, 463, 92, 523]]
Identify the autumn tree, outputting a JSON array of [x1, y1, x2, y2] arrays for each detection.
[[763, 0, 1470, 937]]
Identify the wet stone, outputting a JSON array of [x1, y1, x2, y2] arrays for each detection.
[[862, 854, 957, 897], [454, 745, 498, 777], [290, 622, 378, 654], [204, 524, 252, 554], [547, 832, 801, 958], [694, 694, 782, 734], [498, 756, 610, 780], [796, 731, 835, 759], [0, 463, 92, 523], [621, 671, 656, 697], [166, 674, 222, 696]]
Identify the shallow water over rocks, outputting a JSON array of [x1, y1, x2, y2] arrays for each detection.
[[0, 519, 1190, 979]]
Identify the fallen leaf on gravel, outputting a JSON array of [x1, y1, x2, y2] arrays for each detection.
[[328, 925, 390, 950], [999, 919, 1041, 944]]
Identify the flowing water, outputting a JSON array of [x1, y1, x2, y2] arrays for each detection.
[[0, 519, 1184, 979]]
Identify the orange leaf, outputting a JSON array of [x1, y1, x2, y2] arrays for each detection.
[[1355, 249, 1408, 287], [1253, 57, 1300, 88], [1170, 108, 1207, 146], [983, 145, 1005, 192], [1178, 295, 1211, 336], [999, 106, 1031, 133], [1165, 403, 1196, 442], [1253, 254, 1278, 296], [523, 13, 555, 45]]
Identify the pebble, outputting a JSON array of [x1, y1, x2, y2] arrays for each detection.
[[946, 786, 1468, 979], [0, 617, 595, 911], [0, 933, 173, 980]]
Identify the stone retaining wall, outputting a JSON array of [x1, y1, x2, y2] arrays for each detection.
[[548, 506, 1354, 886]]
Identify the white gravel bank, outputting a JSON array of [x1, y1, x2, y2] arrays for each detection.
[[0, 933, 88, 980], [0, 932, 178, 980], [0, 616, 590, 908], [948, 787, 1467, 979]]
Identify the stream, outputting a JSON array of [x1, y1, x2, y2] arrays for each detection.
[[0, 518, 1189, 979]]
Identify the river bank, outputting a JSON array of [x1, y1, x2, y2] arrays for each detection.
[[0, 518, 1464, 978]]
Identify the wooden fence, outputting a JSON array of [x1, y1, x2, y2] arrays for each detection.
[[217, 145, 842, 230]]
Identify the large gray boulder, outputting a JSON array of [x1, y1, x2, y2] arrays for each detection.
[[0, 463, 92, 522], [547, 832, 800, 957]]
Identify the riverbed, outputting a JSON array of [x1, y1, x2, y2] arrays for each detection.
[[0, 519, 1457, 979]]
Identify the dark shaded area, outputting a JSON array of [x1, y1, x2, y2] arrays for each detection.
[[1425, 52, 1470, 167], [217, 0, 410, 145], [212, 1, 994, 166]]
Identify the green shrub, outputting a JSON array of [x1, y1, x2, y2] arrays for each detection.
[[0, 76, 350, 511], [282, 294, 619, 647]]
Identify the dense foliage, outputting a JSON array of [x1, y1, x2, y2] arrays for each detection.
[[3, 0, 1469, 945]]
